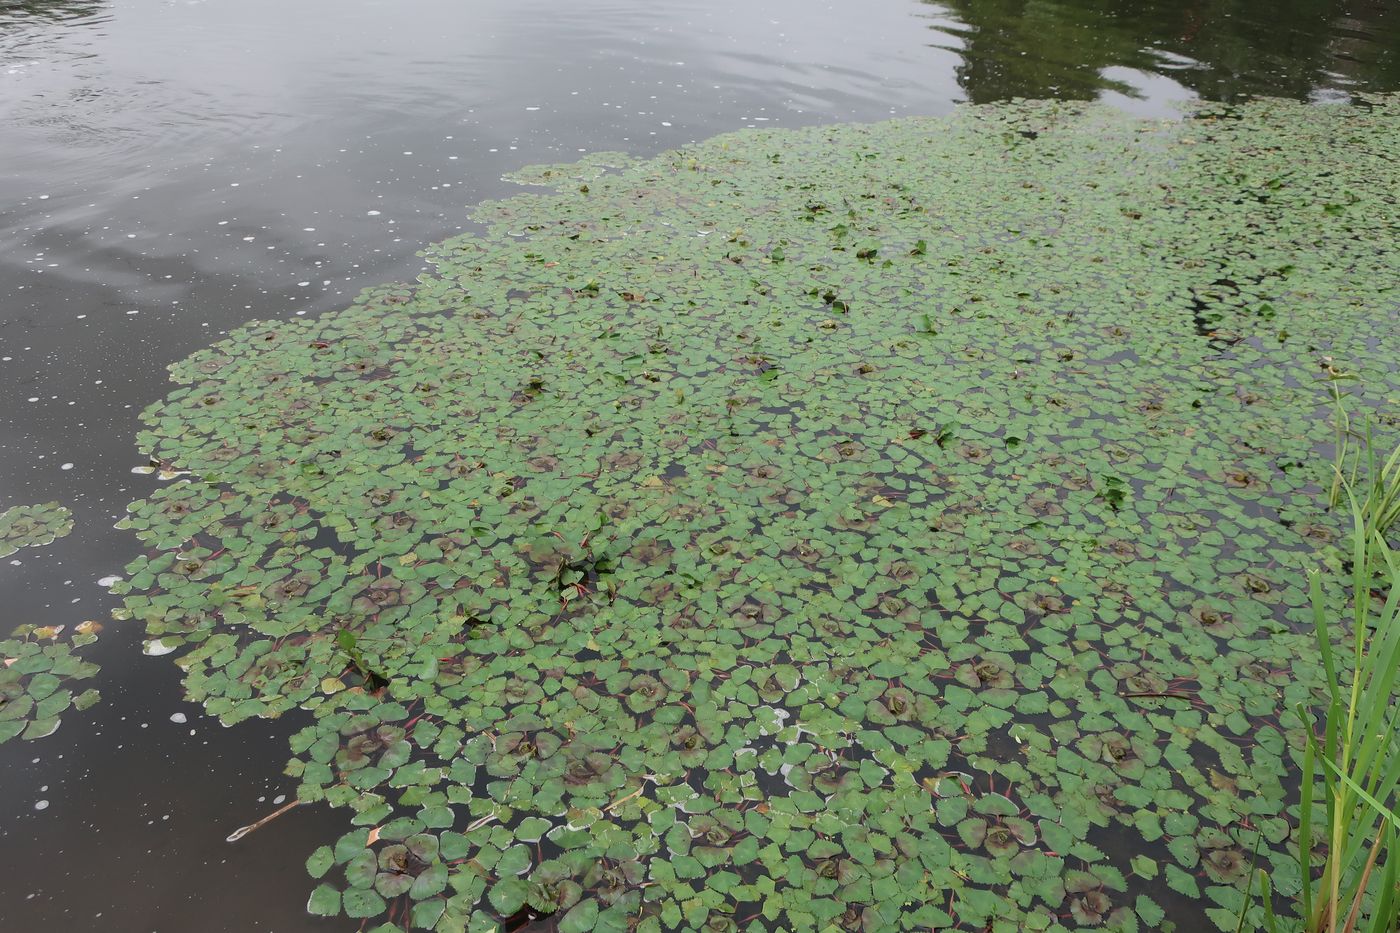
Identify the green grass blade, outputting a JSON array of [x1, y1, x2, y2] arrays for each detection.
[[1298, 701, 1318, 925], [1310, 569, 1342, 709], [1259, 871, 1279, 933], [1364, 822, 1398, 933]]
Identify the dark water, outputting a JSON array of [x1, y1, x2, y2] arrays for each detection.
[[0, 0, 1396, 929]]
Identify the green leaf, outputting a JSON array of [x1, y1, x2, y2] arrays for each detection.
[[513, 816, 551, 842], [558, 899, 600, 933], [343, 887, 387, 919], [1130, 855, 1157, 880], [306, 846, 334, 879], [411, 861, 449, 899], [345, 849, 378, 888], [488, 877, 529, 916], [1165, 864, 1200, 898], [410, 897, 446, 929], [306, 884, 341, 916], [1135, 895, 1165, 928]]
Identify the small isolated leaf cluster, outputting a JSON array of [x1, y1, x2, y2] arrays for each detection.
[[0, 621, 101, 743], [111, 95, 1400, 931], [0, 502, 100, 744], [0, 501, 74, 558]]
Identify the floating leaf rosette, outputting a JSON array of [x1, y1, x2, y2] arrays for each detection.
[[0, 501, 73, 558], [0, 621, 101, 743], [113, 95, 1400, 930]]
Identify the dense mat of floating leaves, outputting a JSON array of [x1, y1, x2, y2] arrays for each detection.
[[0, 502, 100, 743], [111, 96, 1400, 931]]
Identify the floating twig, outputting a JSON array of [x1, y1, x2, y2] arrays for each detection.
[[226, 799, 305, 843], [604, 785, 646, 813], [1120, 691, 1197, 702], [465, 812, 498, 833]]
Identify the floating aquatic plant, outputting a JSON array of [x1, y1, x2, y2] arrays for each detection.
[[0, 501, 73, 558], [0, 502, 100, 743], [0, 621, 101, 743], [110, 95, 1400, 930]]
